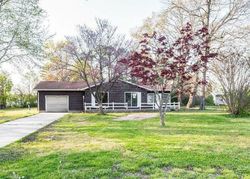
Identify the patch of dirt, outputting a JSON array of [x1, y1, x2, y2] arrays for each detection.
[[125, 172, 150, 179], [21, 133, 38, 143], [163, 165, 173, 173], [114, 113, 158, 121], [215, 166, 223, 176], [186, 165, 194, 171]]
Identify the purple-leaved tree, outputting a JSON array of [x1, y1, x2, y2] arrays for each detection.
[[121, 23, 217, 126]]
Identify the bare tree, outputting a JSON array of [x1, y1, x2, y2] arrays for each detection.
[[166, 0, 250, 110], [62, 19, 130, 114], [212, 48, 250, 115]]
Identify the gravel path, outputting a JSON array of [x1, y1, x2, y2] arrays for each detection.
[[114, 113, 158, 121]]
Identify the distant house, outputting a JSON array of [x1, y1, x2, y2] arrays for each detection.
[[213, 94, 227, 105], [34, 80, 178, 112]]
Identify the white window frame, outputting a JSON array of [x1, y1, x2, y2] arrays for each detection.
[[147, 93, 171, 105], [91, 92, 109, 107], [124, 92, 141, 107]]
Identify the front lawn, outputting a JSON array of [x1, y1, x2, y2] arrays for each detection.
[[0, 108, 38, 124], [0, 110, 249, 178]]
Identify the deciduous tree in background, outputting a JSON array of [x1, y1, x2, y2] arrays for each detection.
[[62, 19, 130, 114], [42, 41, 82, 81], [0, 0, 48, 65], [0, 72, 12, 109], [212, 48, 250, 115], [122, 23, 217, 126], [168, 0, 250, 110], [134, 0, 250, 109]]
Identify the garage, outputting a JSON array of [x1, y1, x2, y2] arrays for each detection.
[[45, 96, 69, 112]]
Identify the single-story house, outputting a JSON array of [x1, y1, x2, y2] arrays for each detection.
[[34, 80, 176, 112]]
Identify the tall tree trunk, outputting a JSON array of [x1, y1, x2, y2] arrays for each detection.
[[186, 93, 195, 108], [187, 72, 199, 109], [200, 0, 211, 111], [98, 103, 105, 115], [199, 60, 208, 110], [178, 93, 182, 106], [159, 108, 166, 126], [159, 101, 166, 126]]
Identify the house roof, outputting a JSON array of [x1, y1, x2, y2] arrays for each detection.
[[119, 80, 172, 92], [34, 81, 89, 91], [34, 80, 172, 92]]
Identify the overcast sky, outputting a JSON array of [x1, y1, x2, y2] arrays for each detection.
[[40, 0, 164, 40], [6, 0, 164, 85]]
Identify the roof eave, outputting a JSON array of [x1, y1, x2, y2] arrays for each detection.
[[34, 89, 85, 91]]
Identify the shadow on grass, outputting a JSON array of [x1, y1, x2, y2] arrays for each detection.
[[0, 147, 26, 163]]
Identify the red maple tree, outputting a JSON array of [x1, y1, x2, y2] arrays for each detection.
[[121, 23, 217, 126]]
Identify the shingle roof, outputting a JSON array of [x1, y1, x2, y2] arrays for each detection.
[[34, 80, 172, 92], [34, 81, 88, 91]]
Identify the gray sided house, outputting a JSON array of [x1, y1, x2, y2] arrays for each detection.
[[34, 80, 173, 112]]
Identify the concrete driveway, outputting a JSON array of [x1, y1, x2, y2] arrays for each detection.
[[0, 113, 66, 148]]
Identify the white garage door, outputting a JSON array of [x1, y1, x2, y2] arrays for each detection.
[[46, 96, 69, 112]]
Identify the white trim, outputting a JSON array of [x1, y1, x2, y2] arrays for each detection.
[[91, 92, 109, 107], [37, 92, 40, 111], [45, 95, 69, 112], [91, 93, 95, 107], [124, 92, 141, 107], [137, 92, 141, 107]]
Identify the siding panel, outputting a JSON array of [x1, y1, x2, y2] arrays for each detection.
[[84, 81, 148, 104]]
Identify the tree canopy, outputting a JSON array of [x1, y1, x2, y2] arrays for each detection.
[[0, 0, 48, 65]]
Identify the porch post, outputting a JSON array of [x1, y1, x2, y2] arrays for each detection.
[[112, 102, 114, 110], [84, 103, 87, 113]]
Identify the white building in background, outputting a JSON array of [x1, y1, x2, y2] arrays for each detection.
[[212, 94, 227, 105]]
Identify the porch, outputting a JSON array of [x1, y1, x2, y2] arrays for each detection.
[[84, 102, 181, 112]]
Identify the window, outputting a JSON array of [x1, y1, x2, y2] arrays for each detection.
[[147, 93, 155, 103], [91, 92, 109, 106], [101, 92, 109, 103], [147, 93, 170, 104], [162, 93, 170, 103], [125, 92, 140, 107]]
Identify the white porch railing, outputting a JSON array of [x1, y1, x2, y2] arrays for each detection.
[[84, 102, 180, 111]]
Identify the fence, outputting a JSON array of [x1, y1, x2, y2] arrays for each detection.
[[84, 102, 180, 111]]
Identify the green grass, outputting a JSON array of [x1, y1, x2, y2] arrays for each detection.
[[0, 108, 38, 124], [0, 110, 249, 178]]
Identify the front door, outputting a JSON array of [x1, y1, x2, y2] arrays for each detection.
[[125, 92, 138, 107]]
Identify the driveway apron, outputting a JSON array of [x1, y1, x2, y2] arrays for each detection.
[[0, 113, 65, 148]]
